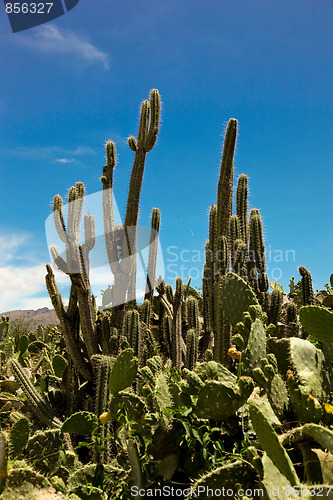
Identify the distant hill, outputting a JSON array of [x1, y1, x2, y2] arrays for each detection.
[[1, 307, 59, 328]]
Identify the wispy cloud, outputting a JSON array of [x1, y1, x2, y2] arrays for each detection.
[[56, 158, 75, 164], [0, 233, 31, 266], [12, 145, 96, 160], [17, 25, 110, 70]]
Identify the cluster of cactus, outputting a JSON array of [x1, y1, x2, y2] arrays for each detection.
[[3, 89, 333, 497]]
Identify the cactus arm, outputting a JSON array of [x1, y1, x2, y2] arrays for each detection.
[[50, 245, 68, 274], [45, 265, 93, 380], [10, 359, 62, 429], [124, 89, 161, 230], [53, 195, 67, 244], [102, 140, 121, 277]]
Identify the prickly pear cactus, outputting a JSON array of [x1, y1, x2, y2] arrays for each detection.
[[109, 348, 138, 395], [185, 460, 257, 499], [9, 418, 29, 460], [220, 272, 259, 327], [194, 376, 255, 420], [241, 318, 266, 375], [249, 403, 299, 486], [299, 305, 333, 343]]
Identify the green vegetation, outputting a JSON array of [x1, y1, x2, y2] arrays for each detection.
[[1, 89, 333, 498]]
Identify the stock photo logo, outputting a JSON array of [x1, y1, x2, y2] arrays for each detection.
[[3, 0, 80, 33]]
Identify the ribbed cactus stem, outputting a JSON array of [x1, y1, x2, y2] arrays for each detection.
[[145, 207, 160, 301], [232, 239, 247, 275], [94, 355, 112, 463], [45, 265, 93, 381], [53, 195, 67, 244], [10, 359, 62, 429], [187, 298, 199, 331], [102, 140, 120, 278], [208, 204, 217, 275], [166, 284, 174, 304], [185, 329, 198, 370], [67, 182, 84, 242], [126, 310, 140, 357], [299, 266, 314, 305], [268, 289, 284, 325], [249, 209, 266, 274], [287, 303, 297, 323], [229, 215, 241, 247], [162, 315, 172, 357], [172, 277, 183, 369], [236, 174, 248, 244], [95, 355, 112, 417], [216, 118, 237, 266], [121, 90, 161, 304], [84, 214, 96, 253], [124, 89, 161, 229], [213, 277, 231, 367], [202, 264, 212, 333], [140, 299, 151, 327], [216, 235, 228, 276]]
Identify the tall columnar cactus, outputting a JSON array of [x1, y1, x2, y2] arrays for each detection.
[[202, 119, 269, 367], [236, 173, 248, 245], [172, 277, 183, 369], [145, 207, 160, 302], [102, 89, 161, 310], [268, 288, 284, 326], [299, 266, 314, 305], [249, 209, 269, 293], [46, 90, 161, 380], [50, 183, 98, 362], [93, 355, 112, 463], [45, 264, 93, 381], [216, 118, 237, 265], [185, 329, 198, 370], [187, 297, 199, 331]]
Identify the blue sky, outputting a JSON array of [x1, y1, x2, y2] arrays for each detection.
[[0, 0, 332, 311]]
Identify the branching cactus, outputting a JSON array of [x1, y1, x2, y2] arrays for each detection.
[[46, 90, 161, 379], [101, 89, 161, 313]]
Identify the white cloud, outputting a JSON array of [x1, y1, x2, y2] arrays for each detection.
[[0, 231, 52, 312], [0, 264, 50, 312], [18, 25, 110, 70], [56, 158, 75, 164]]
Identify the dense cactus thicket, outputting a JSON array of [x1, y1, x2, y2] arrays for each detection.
[[1, 90, 333, 498]]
